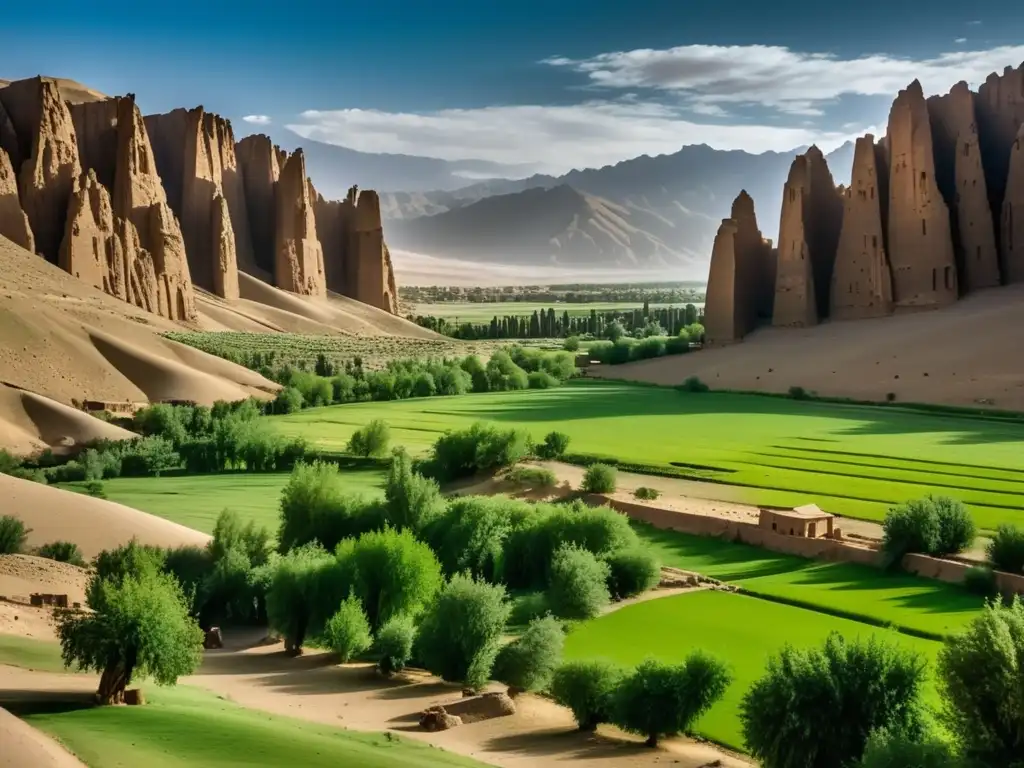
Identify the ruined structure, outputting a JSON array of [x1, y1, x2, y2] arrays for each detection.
[[831, 136, 893, 320], [1003, 124, 1024, 282], [0, 76, 400, 321]]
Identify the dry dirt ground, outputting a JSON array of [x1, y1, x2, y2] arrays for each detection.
[[590, 283, 1024, 410], [0, 704, 85, 768]]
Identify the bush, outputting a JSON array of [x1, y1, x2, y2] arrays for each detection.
[[931, 496, 976, 556], [680, 376, 709, 393], [415, 573, 511, 689], [788, 385, 810, 400], [612, 655, 731, 747], [987, 524, 1024, 574], [273, 387, 304, 414], [535, 431, 570, 460], [741, 633, 929, 768], [82, 480, 107, 499], [562, 336, 581, 352], [962, 565, 999, 598], [426, 422, 532, 482], [323, 595, 373, 662], [36, 541, 86, 567], [881, 499, 941, 566], [550, 660, 625, 731], [383, 449, 445, 532], [493, 615, 565, 694], [278, 461, 380, 553], [265, 544, 334, 652], [0, 515, 30, 554], [937, 597, 1024, 765], [857, 727, 961, 768], [504, 466, 557, 488], [527, 370, 559, 389], [546, 544, 611, 620], [346, 420, 391, 458], [664, 335, 690, 355], [485, 352, 529, 391], [581, 463, 617, 494], [604, 548, 660, 599], [629, 336, 666, 361], [375, 614, 417, 676], [633, 486, 660, 501]]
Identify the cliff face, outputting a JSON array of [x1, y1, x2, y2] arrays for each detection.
[[772, 155, 818, 327], [0, 76, 400, 320], [1003, 124, 1024, 282]]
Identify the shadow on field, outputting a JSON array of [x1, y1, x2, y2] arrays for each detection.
[[0, 689, 94, 716], [482, 729, 653, 762]]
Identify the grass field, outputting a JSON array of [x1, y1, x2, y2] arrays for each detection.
[[410, 301, 703, 322], [62, 470, 387, 535], [563, 589, 943, 750], [269, 380, 1024, 529], [0, 634, 67, 673]]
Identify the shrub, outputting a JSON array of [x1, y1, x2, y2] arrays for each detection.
[[546, 544, 611, 620], [987, 524, 1024, 574], [604, 548, 660, 600], [611, 655, 731, 747], [664, 335, 690, 355], [857, 727, 961, 768], [375, 614, 417, 676], [606, 321, 625, 342], [550, 660, 625, 731], [7, 467, 47, 484], [278, 461, 380, 553], [426, 422, 532, 482], [581, 463, 617, 494], [788, 385, 810, 400], [36, 541, 86, 567], [82, 480, 107, 499], [680, 376, 709, 393], [485, 352, 529, 391], [881, 499, 940, 566], [962, 565, 999, 598], [346, 419, 391, 458], [504, 466, 557, 488], [562, 336, 581, 352], [527, 370, 559, 389], [0, 515, 30, 554], [741, 633, 929, 768], [536, 431, 570, 460], [633, 486, 660, 501], [383, 449, 445, 532], [415, 573, 511, 689], [493, 615, 565, 694], [937, 597, 1024, 765], [629, 336, 666, 361], [273, 387, 304, 414], [0, 448, 21, 474], [931, 496, 976, 556], [323, 595, 373, 662]]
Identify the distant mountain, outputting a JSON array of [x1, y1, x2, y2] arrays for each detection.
[[271, 134, 540, 196], [380, 142, 856, 271]]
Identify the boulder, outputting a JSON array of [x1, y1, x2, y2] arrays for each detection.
[[419, 706, 462, 732], [123, 688, 145, 706], [0, 146, 34, 252], [444, 691, 517, 724], [203, 626, 224, 650]]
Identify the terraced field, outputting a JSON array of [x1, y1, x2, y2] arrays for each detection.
[[270, 380, 1024, 529], [410, 301, 702, 321]]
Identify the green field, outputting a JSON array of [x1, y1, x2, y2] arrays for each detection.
[[410, 301, 703, 322], [270, 380, 1024, 529], [0, 634, 68, 673], [62, 470, 386, 534], [563, 589, 943, 750]]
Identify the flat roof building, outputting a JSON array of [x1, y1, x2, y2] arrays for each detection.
[[759, 504, 835, 539]]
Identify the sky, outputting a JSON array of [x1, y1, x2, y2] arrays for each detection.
[[2, 1, 1024, 175]]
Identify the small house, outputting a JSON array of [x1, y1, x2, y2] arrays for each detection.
[[759, 504, 835, 539]]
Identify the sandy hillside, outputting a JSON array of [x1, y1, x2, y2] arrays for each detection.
[[0, 385, 137, 455], [1, 474, 210, 558], [0, 75, 106, 104], [595, 284, 1024, 409], [0, 555, 90, 641], [0, 706, 86, 768]]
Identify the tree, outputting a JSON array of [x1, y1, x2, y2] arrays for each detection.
[[323, 595, 373, 662], [0, 515, 30, 554], [376, 614, 417, 677], [278, 461, 375, 553], [550, 660, 625, 731], [881, 499, 941, 566], [36, 541, 86, 567], [937, 597, 1024, 766], [546, 544, 611, 620], [581, 464, 617, 493], [740, 633, 929, 768], [493, 615, 565, 694], [346, 419, 391, 458], [536, 431, 570, 460], [265, 544, 333, 654], [612, 655, 731, 747], [857, 727, 961, 768], [416, 573, 511, 689], [88, 540, 167, 608], [563, 336, 581, 352], [383, 449, 445, 532], [931, 496, 976, 556], [606, 321, 625, 341], [56, 570, 203, 704], [273, 387, 304, 414], [987, 524, 1024, 574], [604, 548, 660, 600]]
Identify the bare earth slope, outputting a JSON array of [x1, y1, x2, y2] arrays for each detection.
[[1, 474, 210, 557], [0, 386, 136, 455], [597, 285, 1024, 409], [0, 707, 86, 768]]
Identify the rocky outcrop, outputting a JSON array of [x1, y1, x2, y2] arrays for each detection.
[[68, 99, 119, 191], [0, 77, 81, 263], [831, 136, 893, 320], [384, 244, 398, 314], [212, 193, 239, 299], [977, 64, 1024, 256], [274, 150, 325, 297], [349, 188, 390, 311], [732, 190, 775, 321], [886, 80, 958, 309], [236, 134, 280, 275], [0, 99, 21, 173], [1002, 124, 1024, 283], [0, 147, 34, 251]]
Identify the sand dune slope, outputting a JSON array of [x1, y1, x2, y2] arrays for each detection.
[[2, 475, 210, 557], [0, 708, 86, 768], [599, 285, 1024, 409], [0, 386, 136, 455]]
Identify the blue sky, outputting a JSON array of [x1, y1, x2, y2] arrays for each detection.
[[2, 0, 1023, 174]]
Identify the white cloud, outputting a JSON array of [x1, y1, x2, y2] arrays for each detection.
[[967, 20, 982, 25], [542, 44, 1024, 115], [242, 114, 272, 125], [954, 38, 968, 44], [288, 101, 861, 175]]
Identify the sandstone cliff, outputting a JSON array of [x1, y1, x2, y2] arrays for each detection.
[[274, 149, 325, 297], [0, 147, 34, 252], [772, 155, 818, 327], [831, 136, 893, 320], [236, 133, 280, 275], [1002, 124, 1024, 282]]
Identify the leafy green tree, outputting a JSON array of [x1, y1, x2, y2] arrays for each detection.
[[323, 595, 373, 662], [581, 464, 617, 493], [383, 449, 445, 531], [493, 615, 565, 694], [857, 727, 962, 768], [987, 524, 1024, 574], [741, 633, 929, 768], [550, 660, 625, 731], [0, 515, 29, 554], [882, 499, 941, 566], [273, 387, 304, 414], [612, 655, 731, 747], [546, 544, 611, 620], [346, 419, 392, 458], [606, 321, 625, 341], [416, 573, 511, 689], [88, 540, 167, 608], [265, 544, 333, 653], [937, 597, 1024, 766], [604, 547, 660, 599], [931, 496, 976, 556], [56, 570, 203, 704], [562, 336, 581, 352], [278, 461, 377, 552], [376, 614, 417, 676], [536, 431, 570, 460]]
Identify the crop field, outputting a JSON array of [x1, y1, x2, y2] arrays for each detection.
[[410, 301, 703, 321], [62, 470, 387, 534], [563, 589, 942, 750], [270, 380, 1024, 529]]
